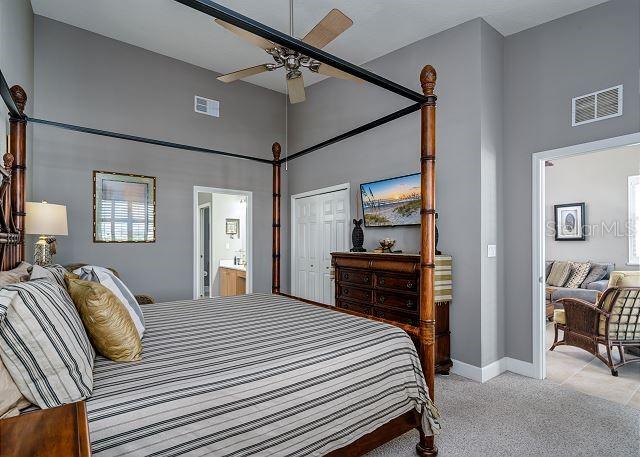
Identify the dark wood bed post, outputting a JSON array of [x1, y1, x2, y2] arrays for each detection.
[[416, 65, 438, 457], [6, 85, 27, 269], [272, 142, 281, 294]]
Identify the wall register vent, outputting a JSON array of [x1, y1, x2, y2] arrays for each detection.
[[572, 85, 622, 126], [194, 96, 220, 117]]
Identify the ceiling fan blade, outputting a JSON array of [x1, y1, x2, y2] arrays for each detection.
[[217, 65, 269, 83], [302, 9, 353, 49], [316, 63, 363, 83], [214, 19, 275, 50], [287, 74, 306, 104]]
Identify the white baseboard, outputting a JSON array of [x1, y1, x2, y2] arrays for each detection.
[[450, 357, 536, 383]]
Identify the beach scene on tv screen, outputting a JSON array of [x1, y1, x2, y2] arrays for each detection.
[[361, 174, 421, 227]]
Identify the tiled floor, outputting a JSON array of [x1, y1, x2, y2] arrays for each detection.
[[546, 323, 640, 408]]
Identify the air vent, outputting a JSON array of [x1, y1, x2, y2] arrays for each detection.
[[194, 96, 220, 117], [572, 85, 622, 126]]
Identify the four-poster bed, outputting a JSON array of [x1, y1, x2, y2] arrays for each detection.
[[0, 1, 441, 455]]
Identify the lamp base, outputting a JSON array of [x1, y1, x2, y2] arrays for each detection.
[[34, 235, 56, 266]]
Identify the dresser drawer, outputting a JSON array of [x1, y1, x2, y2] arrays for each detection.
[[374, 291, 418, 312], [372, 306, 419, 326], [375, 274, 418, 293], [339, 269, 373, 287], [336, 300, 372, 315], [338, 285, 372, 303]]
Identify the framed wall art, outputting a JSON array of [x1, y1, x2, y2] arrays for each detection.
[[93, 171, 156, 243], [554, 202, 585, 241]]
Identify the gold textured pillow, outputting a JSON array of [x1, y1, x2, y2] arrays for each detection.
[[65, 276, 142, 362]]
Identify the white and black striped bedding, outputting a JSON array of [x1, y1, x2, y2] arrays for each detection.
[[86, 293, 439, 456]]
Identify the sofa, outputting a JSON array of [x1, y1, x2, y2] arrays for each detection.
[[545, 261, 614, 320]]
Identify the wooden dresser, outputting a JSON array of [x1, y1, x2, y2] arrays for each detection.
[[331, 252, 452, 374]]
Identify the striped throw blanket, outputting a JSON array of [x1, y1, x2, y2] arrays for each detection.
[[86, 294, 440, 456]]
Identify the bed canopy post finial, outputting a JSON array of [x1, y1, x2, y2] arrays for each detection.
[[272, 142, 282, 294], [5, 85, 27, 269], [416, 64, 438, 457]]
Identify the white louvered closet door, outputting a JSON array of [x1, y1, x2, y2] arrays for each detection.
[[293, 188, 350, 305]]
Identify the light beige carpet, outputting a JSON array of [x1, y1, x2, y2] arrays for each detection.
[[366, 372, 640, 457]]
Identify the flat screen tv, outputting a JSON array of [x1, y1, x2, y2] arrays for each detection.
[[360, 173, 421, 227]]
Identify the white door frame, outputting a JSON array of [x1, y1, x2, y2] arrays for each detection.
[[193, 186, 253, 299], [197, 202, 213, 298], [531, 132, 640, 379], [291, 183, 351, 299]]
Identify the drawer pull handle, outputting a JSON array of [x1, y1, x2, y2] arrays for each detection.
[[343, 303, 349, 309], [364, 276, 370, 282], [344, 273, 350, 280], [407, 281, 414, 289], [379, 278, 386, 285], [375, 310, 385, 318], [344, 289, 349, 295], [379, 296, 386, 304], [406, 300, 414, 308]]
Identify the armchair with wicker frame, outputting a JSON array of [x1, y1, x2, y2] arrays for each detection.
[[551, 276, 640, 376]]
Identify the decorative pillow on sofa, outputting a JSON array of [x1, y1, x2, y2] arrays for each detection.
[[0, 280, 94, 408], [0, 262, 31, 288], [545, 261, 554, 280], [65, 276, 142, 362], [73, 266, 145, 337], [580, 264, 608, 289], [547, 261, 572, 287], [565, 262, 591, 289]]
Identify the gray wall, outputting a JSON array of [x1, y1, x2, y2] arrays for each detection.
[[503, 0, 640, 362], [287, 19, 490, 367], [479, 21, 505, 367], [545, 144, 640, 268], [0, 0, 34, 198], [33, 17, 286, 301]]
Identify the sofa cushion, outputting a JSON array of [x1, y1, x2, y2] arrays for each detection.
[[586, 280, 608, 292], [580, 264, 608, 288], [565, 262, 590, 289], [589, 262, 615, 280], [550, 287, 599, 304], [547, 261, 572, 287], [553, 309, 566, 325]]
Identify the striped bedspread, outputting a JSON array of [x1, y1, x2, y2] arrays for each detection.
[[86, 293, 440, 456]]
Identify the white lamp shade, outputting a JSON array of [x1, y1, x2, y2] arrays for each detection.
[[25, 202, 68, 236]]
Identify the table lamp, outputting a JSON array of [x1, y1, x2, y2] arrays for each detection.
[[25, 201, 68, 266]]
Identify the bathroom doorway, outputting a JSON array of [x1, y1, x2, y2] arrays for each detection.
[[193, 186, 252, 298]]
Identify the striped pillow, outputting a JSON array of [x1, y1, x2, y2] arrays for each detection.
[[73, 266, 145, 337], [29, 264, 69, 290], [0, 280, 94, 408]]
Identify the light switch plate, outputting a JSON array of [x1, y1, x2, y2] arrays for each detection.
[[488, 244, 497, 258]]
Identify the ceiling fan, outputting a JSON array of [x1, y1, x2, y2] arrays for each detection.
[[214, 8, 362, 103]]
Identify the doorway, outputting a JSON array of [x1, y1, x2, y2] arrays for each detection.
[[291, 183, 351, 305], [194, 186, 252, 299], [531, 132, 640, 384]]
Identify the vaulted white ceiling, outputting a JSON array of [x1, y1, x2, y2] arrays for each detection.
[[31, 0, 608, 93]]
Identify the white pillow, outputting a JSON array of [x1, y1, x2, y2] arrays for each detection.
[[73, 266, 145, 337], [0, 280, 94, 408]]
